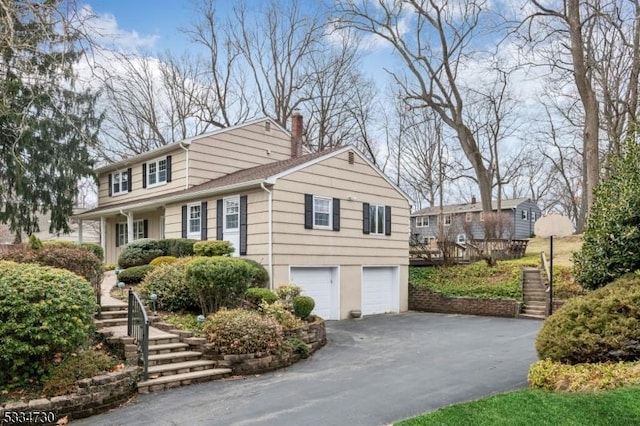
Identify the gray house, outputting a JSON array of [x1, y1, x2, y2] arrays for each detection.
[[410, 197, 541, 245]]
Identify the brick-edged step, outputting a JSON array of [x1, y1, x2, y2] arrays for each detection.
[[148, 351, 203, 366], [519, 313, 545, 320], [148, 342, 189, 356], [99, 310, 128, 320], [101, 304, 127, 312], [95, 317, 129, 328], [148, 335, 181, 346], [148, 360, 216, 377], [137, 368, 232, 393]]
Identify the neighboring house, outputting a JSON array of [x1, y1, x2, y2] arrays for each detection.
[[0, 209, 99, 244], [76, 114, 411, 320], [410, 197, 541, 245]]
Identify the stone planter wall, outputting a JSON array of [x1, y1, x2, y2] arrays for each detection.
[[409, 285, 521, 318], [152, 316, 327, 375], [0, 368, 138, 426]]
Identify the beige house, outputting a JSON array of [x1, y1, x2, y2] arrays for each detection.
[[77, 115, 410, 319]]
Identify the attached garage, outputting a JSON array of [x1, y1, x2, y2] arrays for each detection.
[[362, 266, 400, 316], [290, 266, 340, 320]]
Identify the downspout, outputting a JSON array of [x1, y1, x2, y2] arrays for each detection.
[[179, 140, 191, 189], [260, 182, 273, 290], [119, 210, 133, 243]]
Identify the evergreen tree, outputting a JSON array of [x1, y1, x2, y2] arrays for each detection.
[[0, 0, 100, 240]]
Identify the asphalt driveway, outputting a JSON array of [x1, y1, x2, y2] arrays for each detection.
[[74, 312, 541, 426]]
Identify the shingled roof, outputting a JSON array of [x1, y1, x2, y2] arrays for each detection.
[[411, 198, 530, 217]]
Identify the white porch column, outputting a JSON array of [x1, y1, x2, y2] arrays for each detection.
[[100, 216, 106, 254], [78, 219, 83, 243], [127, 212, 134, 243]]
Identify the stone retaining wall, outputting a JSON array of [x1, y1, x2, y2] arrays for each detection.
[[152, 316, 327, 375], [0, 368, 138, 426], [409, 285, 521, 318]]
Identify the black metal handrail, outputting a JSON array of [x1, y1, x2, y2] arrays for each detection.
[[128, 289, 150, 380]]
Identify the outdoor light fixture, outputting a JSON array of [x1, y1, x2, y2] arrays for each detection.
[[150, 293, 158, 312], [115, 266, 120, 275], [117, 281, 125, 296], [197, 315, 205, 323]]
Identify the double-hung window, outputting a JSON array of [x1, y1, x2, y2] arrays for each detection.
[[416, 216, 429, 227], [147, 157, 167, 187], [225, 198, 240, 230], [188, 203, 201, 238], [116, 219, 145, 247], [369, 204, 385, 234], [522, 210, 528, 221], [444, 214, 452, 226], [313, 196, 332, 229], [110, 169, 131, 196]]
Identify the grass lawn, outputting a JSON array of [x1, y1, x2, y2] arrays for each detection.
[[396, 387, 640, 426], [526, 235, 583, 267]]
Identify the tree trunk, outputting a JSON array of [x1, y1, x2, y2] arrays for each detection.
[[458, 126, 493, 212]]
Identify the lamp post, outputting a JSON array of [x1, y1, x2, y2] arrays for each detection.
[[117, 281, 125, 297], [149, 293, 158, 312]]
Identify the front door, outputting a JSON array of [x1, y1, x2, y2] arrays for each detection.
[[224, 196, 240, 256]]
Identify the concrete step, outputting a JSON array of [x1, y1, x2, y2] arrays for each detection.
[[95, 317, 129, 328], [524, 296, 546, 303], [149, 335, 181, 346], [101, 304, 128, 312], [148, 360, 217, 377], [137, 368, 232, 393], [148, 351, 202, 366], [99, 310, 128, 320], [519, 313, 545, 320], [148, 342, 190, 356], [523, 306, 546, 315]]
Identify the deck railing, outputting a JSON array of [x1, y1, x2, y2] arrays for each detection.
[[128, 289, 150, 380]]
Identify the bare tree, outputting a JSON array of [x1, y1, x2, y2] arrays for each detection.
[[336, 0, 500, 212]]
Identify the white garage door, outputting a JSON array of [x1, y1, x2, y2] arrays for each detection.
[[290, 267, 338, 320], [362, 266, 399, 316]]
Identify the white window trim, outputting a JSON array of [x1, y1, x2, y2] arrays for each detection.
[[133, 219, 145, 240], [444, 214, 452, 226], [531, 212, 536, 222], [118, 219, 145, 246], [313, 196, 332, 230], [479, 212, 484, 222], [146, 156, 168, 189], [465, 212, 473, 222], [224, 196, 240, 231], [111, 170, 129, 196], [187, 203, 201, 239], [416, 216, 429, 227], [369, 204, 385, 235], [522, 210, 528, 221]]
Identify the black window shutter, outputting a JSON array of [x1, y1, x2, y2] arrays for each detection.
[[181, 205, 187, 238], [166, 155, 172, 182], [127, 168, 132, 192], [216, 199, 223, 240], [363, 203, 370, 234], [108, 174, 113, 197], [201, 201, 208, 240], [143, 219, 149, 238], [142, 163, 147, 188], [304, 194, 313, 229], [240, 195, 248, 255], [332, 198, 340, 231], [385, 206, 392, 236]]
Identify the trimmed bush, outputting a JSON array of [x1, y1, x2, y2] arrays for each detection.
[[245, 287, 278, 305], [150, 255, 177, 267], [293, 296, 315, 319], [536, 274, 640, 364], [276, 284, 302, 304], [43, 240, 104, 261], [203, 309, 283, 355], [260, 300, 303, 331], [193, 240, 235, 257], [243, 259, 270, 288], [117, 264, 155, 285], [0, 245, 103, 285], [574, 139, 640, 289], [286, 337, 311, 358], [186, 257, 253, 315], [118, 238, 164, 268], [103, 262, 117, 271], [158, 238, 197, 258], [0, 261, 97, 388], [139, 259, 198, 312], [528, 359, 640, 392], [29, 234, 43, 249]]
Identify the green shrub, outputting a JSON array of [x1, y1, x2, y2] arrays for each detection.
[[150, 255, 177, 267], [43, 240, 104, 261], [193, 240, 235, 257], [29, 234, 43, 249], [203, 309, 283, 355], [42, 348, 116, 397], [276, 284, 302, 305], [242, 259, 270, 288], [293, 296, 315, 319], [536, 274, 640, 364], [139, 259, 198, 312], [574, 139, 640, 289], [117, 264, 155, 285], [245, 287, 278, 306], [0, 245, 103, 285], [0, 261, 97, 388], [158, 238, 197, 257], [285, 337, 311, 358], [185, 257, 253, 315], [260, 300, 304, 331], [118, 238, 164, 268], [528, 359, 640, 392], [103, 262, 117, 271]]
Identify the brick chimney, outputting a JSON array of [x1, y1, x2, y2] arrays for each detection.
[[291, 110, 303, 158], [471, 195, 477, 205]]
